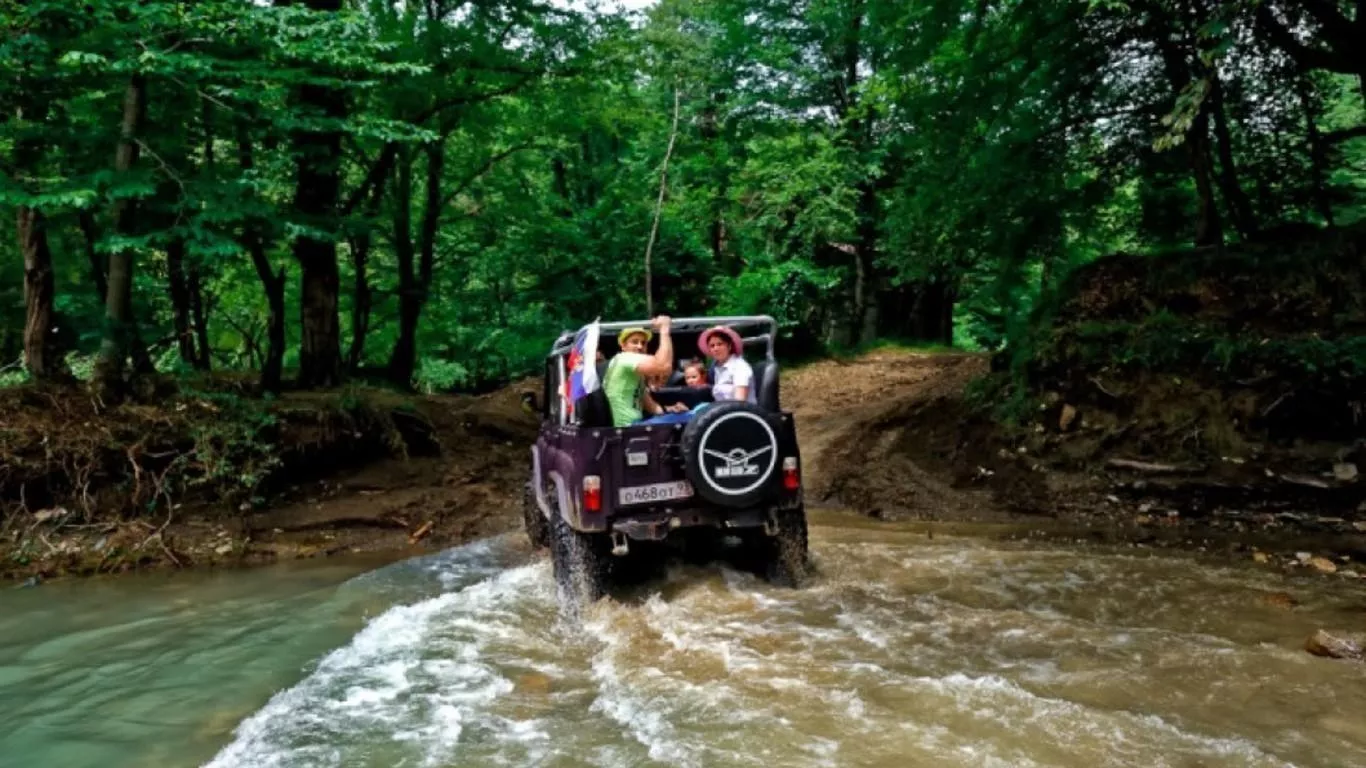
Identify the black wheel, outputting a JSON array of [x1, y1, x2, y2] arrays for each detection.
[[743, 507, 809, 587], [549, 499, 611, 604], [681, 401, 784, 508], [521, 482, 549, 549]]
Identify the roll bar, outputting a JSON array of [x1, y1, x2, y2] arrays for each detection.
[[548, 315, 778, 359]]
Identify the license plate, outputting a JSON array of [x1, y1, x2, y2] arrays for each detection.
[[618, 480, 693, 506]]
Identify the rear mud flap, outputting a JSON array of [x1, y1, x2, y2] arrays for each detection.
[[763, 508, 779, 537]]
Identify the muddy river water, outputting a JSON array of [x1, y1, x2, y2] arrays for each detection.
[[3, 510, 1365, 767]]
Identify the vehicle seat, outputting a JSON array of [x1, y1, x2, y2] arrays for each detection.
[[751, 359, 780, 411]]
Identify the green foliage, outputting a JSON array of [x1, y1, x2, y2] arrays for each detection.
[[0, 0, 1362, 397], [176, 390, 282, 505]]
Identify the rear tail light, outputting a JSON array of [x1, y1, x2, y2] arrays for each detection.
[[782, 457, 800, 491], [583, 475, 602, 512]]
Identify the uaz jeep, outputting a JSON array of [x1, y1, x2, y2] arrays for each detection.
[[522, 315, 808, 602]]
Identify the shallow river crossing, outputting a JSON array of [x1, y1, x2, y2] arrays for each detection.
[[3, 510, 1365, 767]]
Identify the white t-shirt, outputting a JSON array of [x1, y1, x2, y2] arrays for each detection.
[[712, 357, 757, 403]]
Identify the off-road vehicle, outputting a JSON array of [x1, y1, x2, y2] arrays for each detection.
[[522, 315, 808, 602]]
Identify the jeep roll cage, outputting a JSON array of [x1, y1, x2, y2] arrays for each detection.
[[546, 315, 778, 360], [540, 315, 780, 425]]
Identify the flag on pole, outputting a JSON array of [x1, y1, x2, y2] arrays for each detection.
[[563, 319, 601, 416]]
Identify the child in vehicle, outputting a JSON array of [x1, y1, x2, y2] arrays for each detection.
[[681, 359, 708, 389], [663, 359, 712, 414]]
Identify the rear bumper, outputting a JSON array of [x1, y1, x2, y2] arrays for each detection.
[[609, 497, 801, 542]]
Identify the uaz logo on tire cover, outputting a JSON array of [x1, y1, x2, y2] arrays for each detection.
[[706, 447, 770, 478], [697, 410, 777, 496]]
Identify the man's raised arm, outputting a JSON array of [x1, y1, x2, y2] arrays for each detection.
[[634, 316, 674, 378]]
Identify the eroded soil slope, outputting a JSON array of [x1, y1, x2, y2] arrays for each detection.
[[1, 382, 539, 579]]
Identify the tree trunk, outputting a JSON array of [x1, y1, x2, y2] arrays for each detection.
[[1187, 105, 1223, 248], [18, 208, 66, 381], [1207, 69, 1257, 240], [1150, 16, 1223, 249], [1296, 73, 1337, 226], [345, 145, 390, 374], [188, 263, 210, 370], [13, 91, 68, 382], [289, 0, 345, 388], [78, 210, 108, 302], [852, 180, 880, 345], [347, 232, 372, 372], [910, 280, 956, 345], [388, 148, 419, 388], [166, 237, 197, 365], [236, 121, 285, 393], [191, 96, 214, 370], [701, 92, 736, 275], [94, 74, 148, 394], [388, 137, 446, 388], [834, 0, 882, 347]]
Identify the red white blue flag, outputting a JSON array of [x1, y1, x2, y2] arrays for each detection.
[[563, 319, 600, 415]]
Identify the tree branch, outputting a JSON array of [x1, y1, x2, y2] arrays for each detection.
[[439, 143, 547, 209], [339, 78, 536, 215], [644, 87, 682, 318], [1254, 3, 1350, 75], [341, 143, 399, 216]]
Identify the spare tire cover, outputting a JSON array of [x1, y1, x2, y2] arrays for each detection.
[[681, 401, 781, 508]]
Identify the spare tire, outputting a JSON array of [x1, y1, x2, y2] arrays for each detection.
[[681, 401, 783, 508]]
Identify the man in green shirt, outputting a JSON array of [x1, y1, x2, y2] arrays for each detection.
[[603, 316, 675, 426]]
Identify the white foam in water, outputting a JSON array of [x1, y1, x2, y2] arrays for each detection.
[[204, 553, 549, 768], [910, 672, 1291, 767]]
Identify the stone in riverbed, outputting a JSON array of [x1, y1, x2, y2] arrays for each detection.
[[1309, 556, 1338, 573], [1059, 404, 1078, 432], [1305, 629, 1364, 661]]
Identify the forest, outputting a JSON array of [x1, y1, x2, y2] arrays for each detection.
[[2, 0, 1363, 396]]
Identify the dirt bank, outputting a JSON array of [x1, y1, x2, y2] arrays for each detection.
[[788, 346, 1365, 577], [795, 224, 1366, 577], [1, 381, 538, 581]]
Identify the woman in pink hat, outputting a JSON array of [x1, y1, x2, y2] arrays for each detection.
[[699, 325, 757, 404]]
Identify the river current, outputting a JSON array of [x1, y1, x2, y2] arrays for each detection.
[[3, 511, 1364, 767]]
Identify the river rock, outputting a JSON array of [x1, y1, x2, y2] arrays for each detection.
[[1309, 557, 1338, 574], [1252, 551, 1270, 564], [1333, 463, 1359, 482], [1305, 629, 1364, 661], [1059, 404, 1078, 432]]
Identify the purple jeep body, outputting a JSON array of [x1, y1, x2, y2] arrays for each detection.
[[526, 316, 806, 562]]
